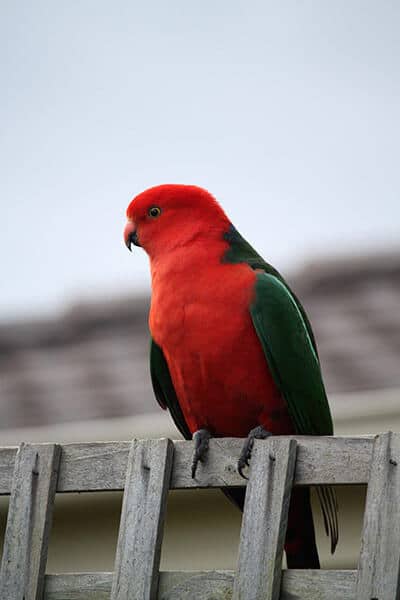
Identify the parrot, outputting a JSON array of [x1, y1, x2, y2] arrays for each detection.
[[124, 183, 338, 569]]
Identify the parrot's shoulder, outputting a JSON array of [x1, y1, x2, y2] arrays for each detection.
[[222, 224, 320, 359], [222, 224, 281, 278]]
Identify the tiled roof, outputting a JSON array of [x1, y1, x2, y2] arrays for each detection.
[[1, 251, 399, 429], [0, 298, 152, 428], [294, 252, 400, 393]]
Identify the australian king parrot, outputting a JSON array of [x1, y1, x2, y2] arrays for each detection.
[[124, 184, 338, 568]]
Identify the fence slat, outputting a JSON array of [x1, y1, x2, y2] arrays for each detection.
[[233, 438, 297, 600], [0, 443, 61, 600], [172, 435, 371, 489], [0, 436, 373, 494], [44, 570, 357, 600], [356, 431, 400, 599], [111, 438, 174, 600]]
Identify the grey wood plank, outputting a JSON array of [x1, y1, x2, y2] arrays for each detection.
[[281, 569, 356, 600], [45, 572, 113, 599], [233, 438, 297, 600], [0, 446, 18, 493], [172, 435, 373, 489], [0, 443, 61, 600], [111, 438, 174, 600], [356, 431, 400, 599], [58, 441, 130, 493], [0, 436, 374, 494], [43, 570, 356, 600]]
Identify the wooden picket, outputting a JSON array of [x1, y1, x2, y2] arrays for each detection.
[[111, 439, 174, 600], [233, 438, 297, 600], [0, 444, 61, 600], [0, 433, 398, 599]]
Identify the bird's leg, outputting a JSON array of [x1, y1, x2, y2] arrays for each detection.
[[191, 429, 212, 478], [238, 425, 272, 479]]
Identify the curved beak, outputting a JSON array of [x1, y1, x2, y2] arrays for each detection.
[[124, 221, 140, 251]]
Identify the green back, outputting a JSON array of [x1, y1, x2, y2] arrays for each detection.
[[224, 225, 332, 433], [224, 225, 337, 552], [250, 273, 333, 435], [223, 225, 320, 359]]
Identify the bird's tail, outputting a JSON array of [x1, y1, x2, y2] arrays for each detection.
[[223, 486, 320, 569], [285, 486, 320, 568]]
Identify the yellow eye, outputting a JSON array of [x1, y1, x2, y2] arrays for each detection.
[[148, 206, 161, 218]]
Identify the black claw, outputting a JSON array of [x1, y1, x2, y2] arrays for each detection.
[[237, 460, 249, 480], [237, 426, 272, 478], [191, 429, 211, 478]]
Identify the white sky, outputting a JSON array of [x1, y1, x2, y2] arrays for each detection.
[[1, 1, 399, 320]]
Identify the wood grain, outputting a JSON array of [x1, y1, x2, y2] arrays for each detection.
[[111, 438, 174, 600], [356, 432, 400, 599], [0, 436, 374, 495], [233, 438, 297, 600], [0, 443, 61, 600], [44, 569, 356, 600]]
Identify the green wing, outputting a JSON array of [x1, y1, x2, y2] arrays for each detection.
[[224, 225, 338, 552], [150, 338, 191, 440], [224, 225, 332, 433], [250, 272, 333, 435], [224, 224, 320, 357]]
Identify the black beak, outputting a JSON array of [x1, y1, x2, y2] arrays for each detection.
[[125, 230, 141, 251]]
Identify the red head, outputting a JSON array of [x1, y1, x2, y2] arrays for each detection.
[[124, 184, 230, 259]]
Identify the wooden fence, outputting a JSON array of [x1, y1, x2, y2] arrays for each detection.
[[0, 433, 399, 599]]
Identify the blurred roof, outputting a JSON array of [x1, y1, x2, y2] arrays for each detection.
[[1, 250, 400, 429]]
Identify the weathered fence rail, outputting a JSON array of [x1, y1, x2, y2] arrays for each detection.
[[0, 433, 398, 599]]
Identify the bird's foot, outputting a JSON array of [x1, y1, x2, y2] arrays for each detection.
[[191, 429, 212, 478], [238, 425, 272, 479]]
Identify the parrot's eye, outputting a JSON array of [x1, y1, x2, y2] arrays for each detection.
[[148, 206, 161, 218]]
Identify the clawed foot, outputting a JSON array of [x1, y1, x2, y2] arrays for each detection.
[[191, 429, 211, 478], [238, 425, 272, 479]]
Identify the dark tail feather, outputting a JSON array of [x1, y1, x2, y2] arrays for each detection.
[[285, 487, 320, 568], [222, 486, 320, 569]]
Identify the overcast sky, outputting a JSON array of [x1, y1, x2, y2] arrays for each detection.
[[1, 1, 399, 321]]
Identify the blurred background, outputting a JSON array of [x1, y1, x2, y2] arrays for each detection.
[[1, 0, 399, 577]]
